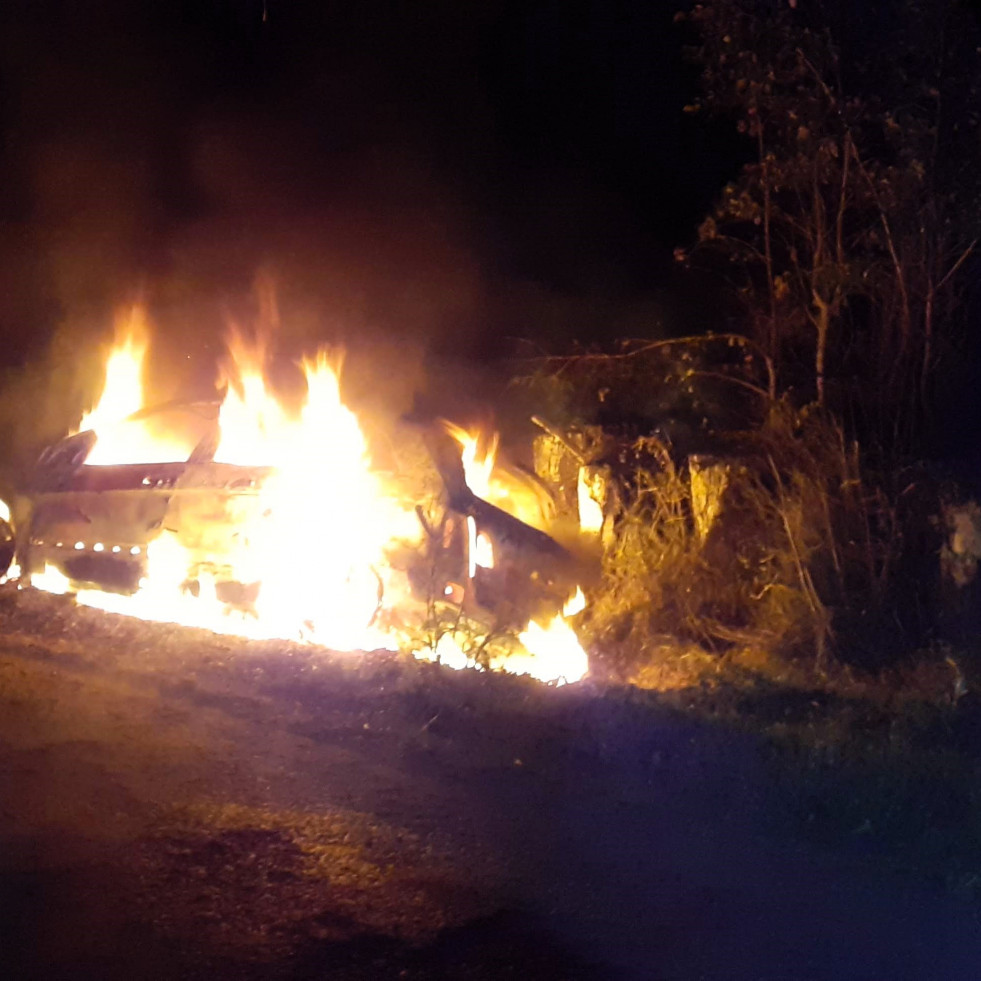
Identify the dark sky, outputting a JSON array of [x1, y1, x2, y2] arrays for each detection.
[[0, 0, 738, 375]]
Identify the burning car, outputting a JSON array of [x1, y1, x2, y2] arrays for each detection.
[[1, 316, 589, 683], [19, 405, 579, 624]]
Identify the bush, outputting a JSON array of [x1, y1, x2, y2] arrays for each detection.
[[580, 399, 923, 679]]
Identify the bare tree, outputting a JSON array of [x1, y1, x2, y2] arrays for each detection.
[[678, 0, 981, 455]]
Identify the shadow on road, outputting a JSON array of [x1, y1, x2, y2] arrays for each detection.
[[0, 848, 606, 980]]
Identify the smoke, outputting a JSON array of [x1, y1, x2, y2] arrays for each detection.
[[0, 0, 710, 485]]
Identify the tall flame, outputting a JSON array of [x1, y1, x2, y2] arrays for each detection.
[[78, 314, 147, 439], [443, 422, 498, 499], [79, 308, 190, 465]]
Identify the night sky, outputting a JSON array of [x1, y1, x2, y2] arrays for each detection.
[[0, 0, 739, 378]]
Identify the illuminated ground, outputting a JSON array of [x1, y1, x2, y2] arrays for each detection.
[[1, 586, 980, 980]]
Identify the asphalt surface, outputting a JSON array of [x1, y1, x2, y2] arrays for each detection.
[[0, 587, 979, 980]]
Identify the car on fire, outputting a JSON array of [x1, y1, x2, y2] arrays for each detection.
[[4, 401, 581, 634]]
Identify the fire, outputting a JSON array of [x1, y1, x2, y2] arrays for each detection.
[[31, 563, 72, 595], [419, 584, 587, 685], [26, 312, 589, 685], [502, 587, 588, 684], [213, 344, 420, 650], [444, 422, 498, 499], [564, 586, 586, 616], [70, 333, 420, 651], [79, 308, 191, 465], [577, 469, 605, 534], [440, 425, 589, 683], [444, 422, 554, 532], [78, 316, 146, 438], [515, 615, 588, 684], [213, 329, 288, 467]]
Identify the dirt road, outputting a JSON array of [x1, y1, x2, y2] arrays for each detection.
[[1, 587, 979, 980]]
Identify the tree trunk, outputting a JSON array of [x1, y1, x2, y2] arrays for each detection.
[[812, 292, 829, 407]]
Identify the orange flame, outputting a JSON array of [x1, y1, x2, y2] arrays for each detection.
[[79, 308, 190, 465], [443, 421, 555, 532]]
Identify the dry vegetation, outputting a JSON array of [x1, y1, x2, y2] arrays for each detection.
[[510, 340, 979, 702], [584, 404, 874, 674]]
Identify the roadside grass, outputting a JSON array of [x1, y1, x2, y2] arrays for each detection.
[[641, 653, 981, 898], [763, 712, 981, 895]]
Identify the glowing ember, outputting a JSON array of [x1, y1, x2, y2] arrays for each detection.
[[23, 311, 590, 685]]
